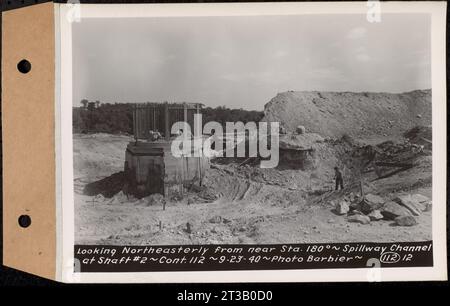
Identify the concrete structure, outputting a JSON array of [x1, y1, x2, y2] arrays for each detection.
[[125, 102, 209, 198], [277, 133, 324, 170], [133, 102, 202, 141]]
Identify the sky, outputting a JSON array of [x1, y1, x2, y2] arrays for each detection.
[[72, 14, 431, 110]]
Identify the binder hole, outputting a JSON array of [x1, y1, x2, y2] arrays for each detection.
[[17, 59, 31, 74], [18, 215, 31, 228]]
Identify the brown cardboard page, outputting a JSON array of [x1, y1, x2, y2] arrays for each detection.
[[2, 2, 56, 280]]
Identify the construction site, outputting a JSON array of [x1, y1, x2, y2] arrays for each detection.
[[74, 89, 432, 246]]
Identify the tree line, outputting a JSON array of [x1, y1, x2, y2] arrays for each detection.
[[73, 102, 264, 134]]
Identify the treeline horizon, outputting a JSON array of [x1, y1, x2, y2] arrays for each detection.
[[73, 102, 264, 134]]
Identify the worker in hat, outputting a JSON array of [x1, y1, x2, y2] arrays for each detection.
[[334, 166, 344, 190]]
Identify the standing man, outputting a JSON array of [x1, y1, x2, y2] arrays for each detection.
[[334, 166, 344, 190]]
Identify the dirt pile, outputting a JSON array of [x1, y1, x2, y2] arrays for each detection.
[[73, 133, 132, 180], [263, 90, 431, 138]]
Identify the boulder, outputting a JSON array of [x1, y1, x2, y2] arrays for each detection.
[[410, 194, 430, 204], [209, 215, 223, 224], [368, 210, 384, 221], [348, 214, 371, 225], [295, 125, 306, 134], [239, 226, 247, 232], [360, 194, 385, 214], [394, 194, 429, 216], [347, 192, 357, 202], [348, 209, 363, 216], [335, 201, 350, 215], [395, 216, 418, 226], [425, 201, 432, 212], [381, 201, 412, 220], [185, 222, 192, 233], [349, 200, 361, 211]]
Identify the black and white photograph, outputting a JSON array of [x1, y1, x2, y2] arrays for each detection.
[[56, 2, 447, 282]]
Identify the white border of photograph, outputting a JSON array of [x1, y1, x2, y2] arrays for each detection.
[[56, 1, 447, 283]]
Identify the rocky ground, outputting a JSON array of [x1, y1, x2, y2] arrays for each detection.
[[74, 125, 432, 245]]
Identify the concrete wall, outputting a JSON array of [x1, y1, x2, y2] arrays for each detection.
[[125, 141, 209, 197]]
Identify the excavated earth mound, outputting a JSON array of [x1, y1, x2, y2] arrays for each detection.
[[263, 89, 431, 138]]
